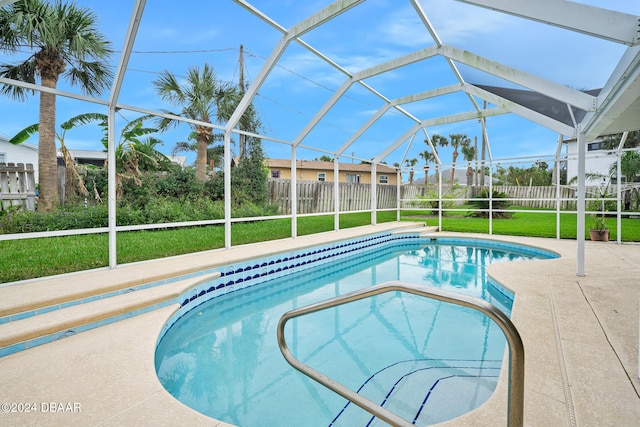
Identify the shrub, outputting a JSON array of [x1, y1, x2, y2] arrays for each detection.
[[410, 187, 462, 214], [156, 167, 203, 200], [469, 189, 512, 218], [232, 201, 279, 218], [119, 174, 156, 210], [0, 204, 110, 233]]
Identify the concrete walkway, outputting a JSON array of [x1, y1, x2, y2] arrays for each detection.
[[0, 225, 638, 426]]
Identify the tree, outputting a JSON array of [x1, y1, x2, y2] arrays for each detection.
[[461, 143, 477, 186], [153, 63, 234, 181], [405, 158, 418, 184], [419, 150, 435, 185], [173, 131, 225, 174], [448, 133, 471, 184], [64, 112, 171, 197], [494, 162, 552, 186], [425, 134, 448, 184], [609, 150, 640, 183], [392, 162, 402, 182], [152, 63, 258, 181], [601, 130, 640, 150], [0, 0, 113, 212], [10, 117, 90, 203], [609, 150, 640, 210]]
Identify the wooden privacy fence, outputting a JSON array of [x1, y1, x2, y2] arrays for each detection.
[[0, 163, 37, 211], [269, 180, 397, 214], [268, 180, 636, 214], [472, 185, 578, 209]]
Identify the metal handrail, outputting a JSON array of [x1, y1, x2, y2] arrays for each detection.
[[277, 280, 524, 427]]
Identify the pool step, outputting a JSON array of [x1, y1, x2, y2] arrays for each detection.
[[391, 224, 438, 236], [0, 262, 222, 320], [0, 272, 219, 357], [331, 358, 502, 426]]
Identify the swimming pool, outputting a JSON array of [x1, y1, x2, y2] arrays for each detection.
[[155, 235, 557, 426]]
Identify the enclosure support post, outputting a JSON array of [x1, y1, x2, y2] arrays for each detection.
[[107, 108, 117, 268], [555, 134, 563, 240], [106, 0, 147, 268], [371, 163, 377, 225], [438, 164, 443, 230], [396, 169, 401, 221], [224, 131, 232, 249], [617, 153, 622, 244], [616, 132, 628, 244], [334, 160, 340, 231], [576, 129, 586, 276], [291, 148, 298, 238], [489, 160, 493, 235]]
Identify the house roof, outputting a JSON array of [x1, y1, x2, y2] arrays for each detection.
[[266, 158, 396, 174], [63, 149, 107, 160], [0, 137, 37, 152]]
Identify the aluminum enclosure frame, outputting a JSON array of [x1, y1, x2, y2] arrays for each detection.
[[1, 0, 640, 277]]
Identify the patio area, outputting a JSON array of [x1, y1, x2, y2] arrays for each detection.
[[0, 223, 638, 426]]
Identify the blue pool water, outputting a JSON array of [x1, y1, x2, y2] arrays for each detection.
[[155, 237, 556, 426]]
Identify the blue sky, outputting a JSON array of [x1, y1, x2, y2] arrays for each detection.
[[1, 0, 638, 176]]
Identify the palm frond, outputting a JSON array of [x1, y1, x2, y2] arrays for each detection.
[[171, 141, 196, 155], [65, 61, 113, 96], [60, 112, 107, 130], [0, 60, 38, 101], [153, 111, 181, 131], [9, 123, 40, 145]]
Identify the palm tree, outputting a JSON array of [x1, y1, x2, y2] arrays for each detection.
[[419, 150, 436, 185], [461, 143, 477, 186], [426, 134, 448, 184], [393, 162, 402, 182], [448, 133, 471, 184], [405, 158, 418, 184], [0, 0, 113, 212], [173, 131, 225, 174], [152, 63, 238, 181]]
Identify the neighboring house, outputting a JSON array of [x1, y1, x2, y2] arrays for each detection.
[[55, 150, 186, 168], [2, 135, 187, 179], [0, 136, 39, 181], [565, 138, 640, 185], [266, 159, 398, 185], [57, 148, 106, 168], [167, 155, 187, 168]]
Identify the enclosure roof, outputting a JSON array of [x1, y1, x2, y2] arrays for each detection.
[[223, 0, 640, 162], [474, 85, 602, 129], [1, 0, 639, 165]]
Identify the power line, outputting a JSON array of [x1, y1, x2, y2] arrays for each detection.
[[4, 45, 394, 144], [128, 48, 236, 54]]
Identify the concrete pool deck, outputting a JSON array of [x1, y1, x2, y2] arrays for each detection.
[[0, 222, 638, 426]]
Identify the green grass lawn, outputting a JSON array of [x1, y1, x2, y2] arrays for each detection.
[[1, 208, 637, 283]]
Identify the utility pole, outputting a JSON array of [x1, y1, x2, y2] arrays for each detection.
[[239, 44, 246, 160], [474, 135, 478, 187]]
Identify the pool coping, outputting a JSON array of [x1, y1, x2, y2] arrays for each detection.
[[0, 223, 638, 426]]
